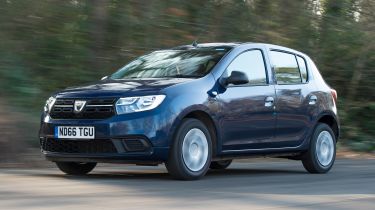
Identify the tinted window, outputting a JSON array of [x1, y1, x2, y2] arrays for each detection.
[[227, 50, 267, 85], [296, 56, 308, 83], [110, 49, 227, 79], [270, 51, 301, 84]]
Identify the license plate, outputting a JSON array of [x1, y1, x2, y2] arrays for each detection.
[[55, 126, 95, 139]]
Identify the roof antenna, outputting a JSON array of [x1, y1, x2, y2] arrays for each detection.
[[192, 40, 198, 47]]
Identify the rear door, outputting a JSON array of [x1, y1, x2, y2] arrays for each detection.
[[269, 50, 312, 147], [218, 49, 277, 151]]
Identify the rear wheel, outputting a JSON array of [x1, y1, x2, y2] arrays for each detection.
[[210, 160, 232, 170], [302, 123, 336, 173], [166, 118, 212, 180], [55, 162, 97, 175]]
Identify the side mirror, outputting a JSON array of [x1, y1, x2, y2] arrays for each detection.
[[101, 76, 108, 81], [220, 71, 249, 86]]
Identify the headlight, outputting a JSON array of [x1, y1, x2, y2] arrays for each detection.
[[115, 95, 166, 114], [44, 96, 56, 113]]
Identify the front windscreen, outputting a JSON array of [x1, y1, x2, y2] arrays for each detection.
[[110, 49, 228, 79]]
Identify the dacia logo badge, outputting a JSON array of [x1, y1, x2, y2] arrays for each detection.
[[74, 100, 86, 113]]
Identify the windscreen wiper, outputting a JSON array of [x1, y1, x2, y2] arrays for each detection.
[[166, 74, 201, 78]]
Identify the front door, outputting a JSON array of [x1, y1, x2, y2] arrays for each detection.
[[218, 49, 276, 151]]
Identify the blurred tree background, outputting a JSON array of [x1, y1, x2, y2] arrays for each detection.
[[0, 0, 374, 158]]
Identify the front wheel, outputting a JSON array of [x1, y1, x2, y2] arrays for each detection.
[[302, 123, 336, 173], [166, 118, 212, 180], [55, 162, 97, 175]]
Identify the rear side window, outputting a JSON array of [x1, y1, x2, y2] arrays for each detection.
[[296, 56, 308, 83], [270, 51, 301, 84], [227, 50, 267, 85]]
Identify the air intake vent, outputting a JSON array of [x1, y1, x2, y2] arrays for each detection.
[[122, 139, 150, 152], [40, 138, 117, 154]]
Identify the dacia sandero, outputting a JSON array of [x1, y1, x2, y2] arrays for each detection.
[[39, 43, 339, 180]]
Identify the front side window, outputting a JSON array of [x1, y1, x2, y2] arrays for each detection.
[[226, 50, 267, 85], [270, 51, 302, 84], [110, 49, 227, 79]]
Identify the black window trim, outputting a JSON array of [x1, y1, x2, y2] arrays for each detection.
[[270, 49, 310, 85], [295, 54, 309, 84], [224, 48, 270, 88]]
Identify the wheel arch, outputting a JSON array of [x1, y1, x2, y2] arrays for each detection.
[[169, 107, 220, 157], [184, 110, 219, 157], [316, 113, 340, 141]]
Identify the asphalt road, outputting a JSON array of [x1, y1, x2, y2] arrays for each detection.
[[0, 158, 374, 210]]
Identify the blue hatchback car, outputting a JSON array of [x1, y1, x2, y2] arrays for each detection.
[[39, 43, 339, 180]]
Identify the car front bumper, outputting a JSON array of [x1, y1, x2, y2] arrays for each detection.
[[39, 109, 176, 163], [42, 148, 169, 164]]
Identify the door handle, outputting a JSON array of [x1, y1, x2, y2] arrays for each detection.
[[309, 95, 317, 105], [265, 96, 274, 107]]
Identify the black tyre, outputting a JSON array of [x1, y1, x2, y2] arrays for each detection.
[[302, 123, 336, 173], [210, 160, 232, 170], [55, 162, 97, 175], [165, 118, 212, 180]]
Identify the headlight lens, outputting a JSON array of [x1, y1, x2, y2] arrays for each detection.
[[115, 95, 166, 114], [44, 96, 56, 113]]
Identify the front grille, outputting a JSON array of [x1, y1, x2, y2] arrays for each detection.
[[50, 98, 116, 119], [40, 138, 117, 154]]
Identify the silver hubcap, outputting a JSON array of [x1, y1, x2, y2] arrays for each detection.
[[182, 128, 209, 172], [316, 130, 334, 167]]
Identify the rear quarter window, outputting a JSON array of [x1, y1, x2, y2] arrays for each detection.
[[296, 56, 308, 83]]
